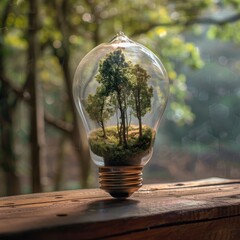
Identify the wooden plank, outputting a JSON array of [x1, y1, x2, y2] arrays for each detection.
[[0, 178, 240, 239], [105, 215, 240, 240]]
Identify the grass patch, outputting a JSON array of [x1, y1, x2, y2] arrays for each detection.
[[89, 125, 155, 166]]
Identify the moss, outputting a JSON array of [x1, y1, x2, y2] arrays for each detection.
[[89, 125, 155, 166]]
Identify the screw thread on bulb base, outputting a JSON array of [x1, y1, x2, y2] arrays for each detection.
[[99, 166, 143, 199]]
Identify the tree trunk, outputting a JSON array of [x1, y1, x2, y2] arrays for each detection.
[[124, 94, 129, 140], [117, 92, 128, 148], [55, 0, 91, 188], [138, 116, 142, 139], [27, 0, 45, 193], [136, 90, 142, 139], [54, 138, 65, 191], [0, 0, 21, 195], [100, 120, 106, 138], [100, 100, 106, 138], [116, 107, 121, 144], [0, 83, 21, 195]]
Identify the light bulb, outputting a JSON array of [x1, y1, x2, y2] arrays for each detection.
[[73, 32, 169, 198]]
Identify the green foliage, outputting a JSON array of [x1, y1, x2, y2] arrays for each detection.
[[208, 22, 240, 43], [85, 86, 114, 137], [129, 64, 153, 117], [96, 49, 129, 95], [206, 0, 240, 43], [1, 0, 239, 191], [1, 0, 213, 129], [138, 30, 204, 124]]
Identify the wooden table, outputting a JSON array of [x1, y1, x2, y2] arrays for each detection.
[[0, 178, 240, 240]]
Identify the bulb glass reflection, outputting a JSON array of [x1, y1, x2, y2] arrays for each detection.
[[73, 32, 169, 198]]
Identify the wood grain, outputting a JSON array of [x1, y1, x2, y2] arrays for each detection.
[[0, 178, 240, 239]]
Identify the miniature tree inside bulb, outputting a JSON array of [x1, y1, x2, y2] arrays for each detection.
[[73, 32, 169, 198]]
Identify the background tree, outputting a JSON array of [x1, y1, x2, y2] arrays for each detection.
[[0, 0, 20, 195], [27, 0, 46, 193]]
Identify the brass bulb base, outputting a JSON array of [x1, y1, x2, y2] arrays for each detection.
[[99, 166, 143, 199]]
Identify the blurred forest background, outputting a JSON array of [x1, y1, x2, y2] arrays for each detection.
[[0, 0, 240, 196]]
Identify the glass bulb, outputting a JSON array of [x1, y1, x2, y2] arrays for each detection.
[[73, 32, 169, 198]]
